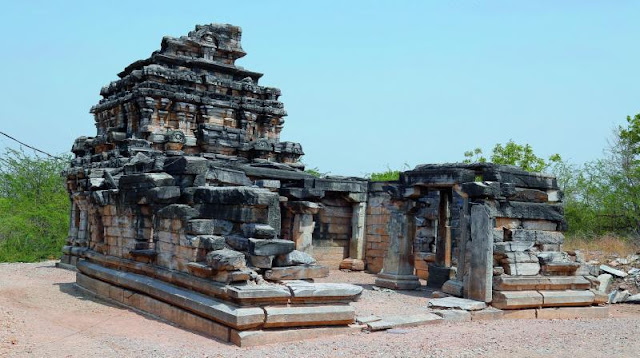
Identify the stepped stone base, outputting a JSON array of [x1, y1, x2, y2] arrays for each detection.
[[492, 289, 596, 309], [75, 260, 360, 346]]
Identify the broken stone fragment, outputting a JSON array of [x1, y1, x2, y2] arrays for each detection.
[[600, 264, 628, 278], [242, 223, 276, 239], [427, 297, 487, 311], [596, 273, 613, 293], [274, 250, 316, 267], [206, 249, 246, 270], [248, 238, 294, 256]]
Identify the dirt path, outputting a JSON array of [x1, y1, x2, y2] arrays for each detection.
[[1, 261, 639, 358]]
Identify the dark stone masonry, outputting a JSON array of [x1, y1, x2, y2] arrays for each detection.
[[60, 23, 607, 346]]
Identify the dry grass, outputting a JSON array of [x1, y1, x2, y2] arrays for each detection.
[[564, 234, 639, 260]]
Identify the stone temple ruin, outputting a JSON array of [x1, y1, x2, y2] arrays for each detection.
[[60, 23, 608, 346]]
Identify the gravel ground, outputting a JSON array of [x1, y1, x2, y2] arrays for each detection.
[[1, 261, 639, 358]]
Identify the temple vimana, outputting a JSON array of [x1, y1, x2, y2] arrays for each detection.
[[60, 23, 608, 346]]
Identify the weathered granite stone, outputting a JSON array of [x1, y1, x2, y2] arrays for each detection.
[[206, 249, 247, 270], [242, 223, 276, 239], [274, 250, 316, 267], [248, 238, 294, 256], [263, 265, 329, 281]]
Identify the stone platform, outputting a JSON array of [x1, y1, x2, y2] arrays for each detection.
[[76, 259, 362, 346]]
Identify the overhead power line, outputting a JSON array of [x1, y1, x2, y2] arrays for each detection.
[[0, 130, 64, 160]]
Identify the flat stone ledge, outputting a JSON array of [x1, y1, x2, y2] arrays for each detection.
[[77, 261, 265, 330], [428, 297, 487, 311], [366, 313, 443, 331], [230, 326, 359, 347], [263, 305, 355, 328]]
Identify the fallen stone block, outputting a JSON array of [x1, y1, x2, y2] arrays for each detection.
[[427, 297, 487, 311], [356, 315, 381, 324], [626, 293, 640, 303], [600, 264, 628, 278], [433, 309, 471, 322], [609, 289, 630, 304], [264, 265, 329, 281], [597, 273, 613, 293], [367, 313, 442, 331]]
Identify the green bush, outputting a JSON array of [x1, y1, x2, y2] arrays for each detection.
[[0, 148, 70, 262]]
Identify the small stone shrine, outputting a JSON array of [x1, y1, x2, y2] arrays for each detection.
[[61, 23, 606, 346]]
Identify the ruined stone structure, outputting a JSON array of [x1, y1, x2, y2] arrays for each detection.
[[367, 163, 605, 309], [61, 23, 605, 346]]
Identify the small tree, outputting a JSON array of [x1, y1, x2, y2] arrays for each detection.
[[0, 148, 70, 262], [463, 140, 560, 173]]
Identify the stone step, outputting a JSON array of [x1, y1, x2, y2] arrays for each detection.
[[284, 281, 363, 304], [539, 290, 595, 307], [230, 326, 359, 347], [366, 313, 442, 331], [492, 290, 543, 310], [493, 276, 591, 291], [77, 261, 265, 330], [493, 289, 596, 309], [263, 305, 355, 328], [263, 265, 329, 281], [427, 297, 487, 311]]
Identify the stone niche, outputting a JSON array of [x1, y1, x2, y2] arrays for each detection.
[[61, 23, 366, 347]]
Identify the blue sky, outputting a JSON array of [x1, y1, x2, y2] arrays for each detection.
[[0, 1, 638, 176]]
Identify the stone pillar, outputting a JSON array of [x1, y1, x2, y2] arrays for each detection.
[[340, 201, 367, 271], [284, 201, 320, 255], [375, 201, 420, 290], [465, 204, 493, 303]]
